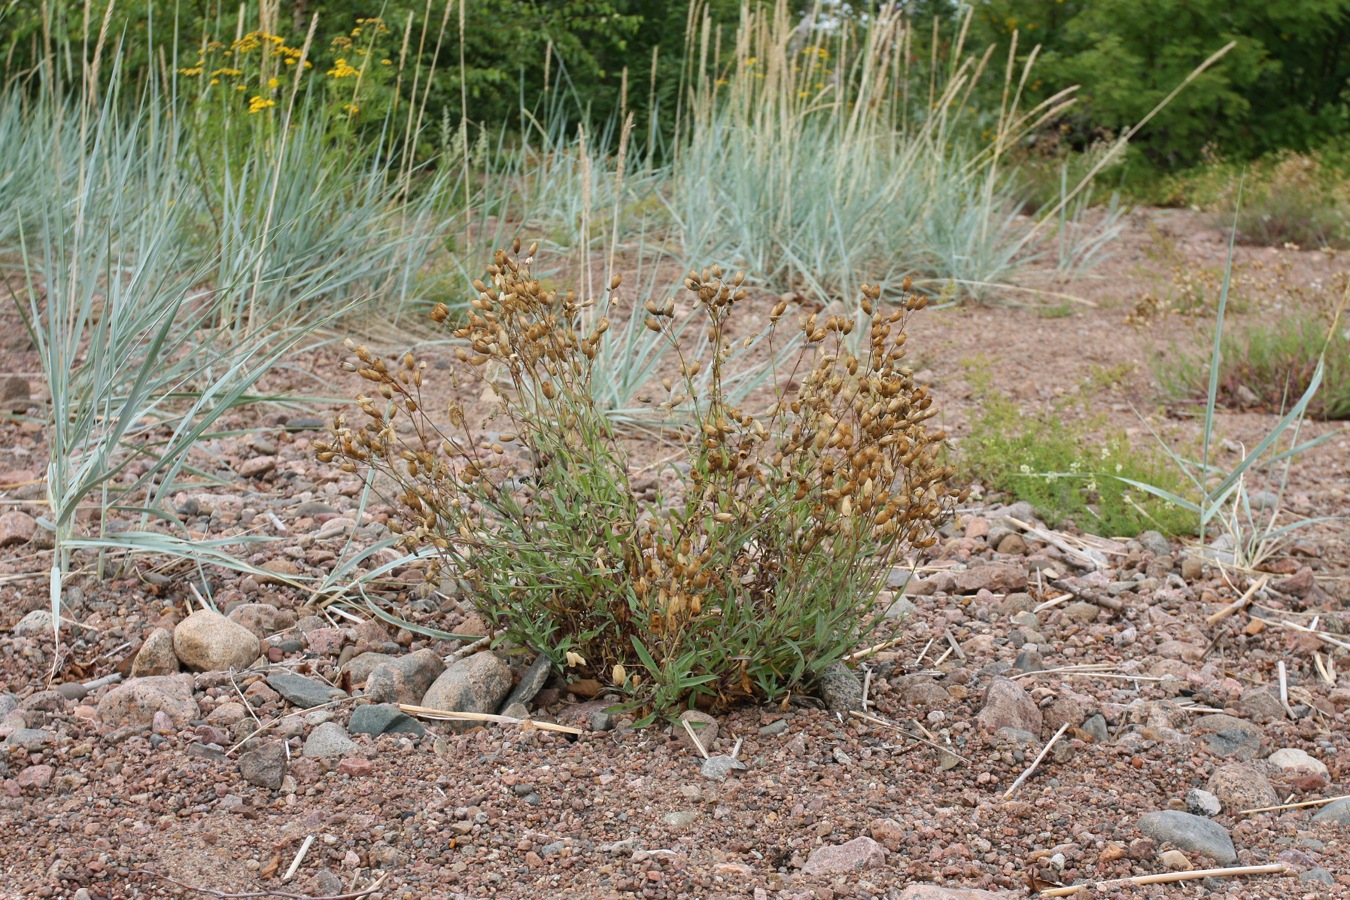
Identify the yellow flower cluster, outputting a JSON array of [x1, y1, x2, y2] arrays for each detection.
[[247, 95, 276, 114], [327, 58, 360, 79]]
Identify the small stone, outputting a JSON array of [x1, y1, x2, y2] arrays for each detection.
[[11, 610, 54, 636], [1137, 530, 1170, 557], [896, 887, 1016, 900], [0, 511, 37, 546], [303, 722, 358, 758], [173, 609, 260, 672], [130, 628, 179, 677], [304, 627, 346, 656], [1207, 763, 1278, 815], [870, 817, 905, 851], [953, 563, 1028, 594], [1080, 714, 1109, 744], [675, 710, 718, 755], [349, 703, 424, 737], [16, 765, 54, 790], [662, 810, 698, 828], [700, 755, 748, 781], [267, 671, 344, 710], [364, 649, 446, 706], [502, 654, 553, 711], [5, 729, 51, 750], [420, 652, 513, 722], [1273, 566, 1315, 599], [1135, 811, 1237, 865], [758, 718, 789, 736], [257, 557, 300, 584], [1237, 685, 1287, 723], [1267, 748, 1328, 779], [238, 741, 287, 790], [227, 603, 291, 638], [995, 533, 1028, 555], [1299, 868, 1336, 885], [236, 456, 277, 479], [1311, 798, 1350, 824], [1191, 714, 1266, 760], [815, 661, 864, 712], [1159, 849, 1192, 871], [1062, 601, 1100, 624], [977, 676, 1042, 737], [589, 709, 615, 732], [0, 375, 30, 411], [801, 836, 887, 875], [1180, 556, 1205, 582], [1012, 647, 1044, 674], [337, 757, 375, 777], [1185, 788, 1222, 817], [884, 596, 918, 620], [340, 651, 395, 687], [96, 674, 199, 728]]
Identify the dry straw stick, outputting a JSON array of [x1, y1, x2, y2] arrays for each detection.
[[398, 704, 584, 735], [1239, 794, 1350, 815], [1039, 863, 1287, 896], [1004, 722, 1069, 799], [1205, 575, 1268, 625], [682, 718, 711, 760]]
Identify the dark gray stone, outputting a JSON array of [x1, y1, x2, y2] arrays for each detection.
[[1312, 798, 1350, 825], [1137, 530, 1170, 557], [1081, 714, 1109, 744], [1136, 811, 1237, 865], [238, 740, 287, 790], [349, 703, 425, 737], [501, 654, 553, 712], [267, 671, 345, 710]]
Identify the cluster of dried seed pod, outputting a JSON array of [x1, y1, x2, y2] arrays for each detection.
[[318, 245, 961, 710]]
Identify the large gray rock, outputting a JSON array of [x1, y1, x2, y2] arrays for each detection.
[[302, 721, 359, 758], [421, 652, 513, 719], [267, 671, 345, 710], [364, 649, 445, 706], [238, 740, 287, 790], [173, 609, 260, 672], [1268, 748, 1328, 779], [1312, 798, 1350, 824], [1136, 811, 1237, 865], [96, 674, 198, 728], [130, 628, 180, 678], [977, 676, 1042, 737], [801, 836, 887, 875]]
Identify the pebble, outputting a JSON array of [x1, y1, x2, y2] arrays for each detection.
[[815, 661, 864, 712], [977, 676, 1042, 737], [1135, 810, 1237, 865], [238, 741, 288, 790], [0, 511, 37, 546], [501, 654, 553, 711], [700, 755, 748, 781], [1267, 748, 1328, 778], [884, 596, 918, 620], [1180, 556, 1205, 582], [954, 563, 1028, 594], [173, 609, 260, 671], [130, 628, 180, 677], [896, 888, 1018, 900], [1158, 849, 1192, 870], [758, 718, 788, 736], [1137, 530, 1170, 557], [340, 651, 395, 687], [801, 836, 887, 875], [302, 722, 359, 758], [662, 810, 698, 828], [11, 610, 54, 636], [1185, 788, 1222, 817], [1080, 714, 1109, 743], [675, 710, 718, 755]]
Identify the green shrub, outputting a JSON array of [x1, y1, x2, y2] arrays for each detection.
[[960, 371, 1194, 537], [320, 247, 962, 717]]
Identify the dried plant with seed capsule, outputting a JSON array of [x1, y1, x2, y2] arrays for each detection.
[[319, 246, 962, 720]]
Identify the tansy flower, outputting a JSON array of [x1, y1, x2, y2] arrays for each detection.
[[267, 77, 279, 89], [248, 95, 276, 113], [328, 58, 359, 78]]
